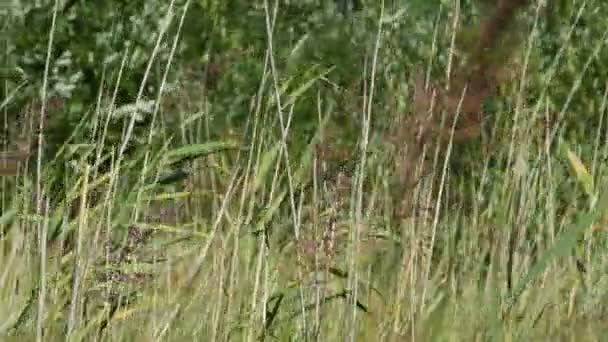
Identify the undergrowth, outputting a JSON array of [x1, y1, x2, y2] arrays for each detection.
[[2, 0, 608, 341]]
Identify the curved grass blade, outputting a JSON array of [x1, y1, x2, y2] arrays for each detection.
[[164, 141, 243, 166], [505, 187, 608, 313]]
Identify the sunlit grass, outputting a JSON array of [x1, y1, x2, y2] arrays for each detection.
[[2, 1, 608, 341]]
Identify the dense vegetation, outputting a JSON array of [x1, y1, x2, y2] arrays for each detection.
[[2, 0, 608, 340]]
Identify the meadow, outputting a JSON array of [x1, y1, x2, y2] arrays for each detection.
[[2, 0, 608, 340]]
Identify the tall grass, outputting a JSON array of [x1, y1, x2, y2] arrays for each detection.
[[2, 0, 608, 341]]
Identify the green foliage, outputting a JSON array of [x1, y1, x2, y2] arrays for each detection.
[[3, 0, 608, 340], [537, 1, 608, 136]]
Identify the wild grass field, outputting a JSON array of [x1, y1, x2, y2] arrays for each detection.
[[2, 0, 608, 341]]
